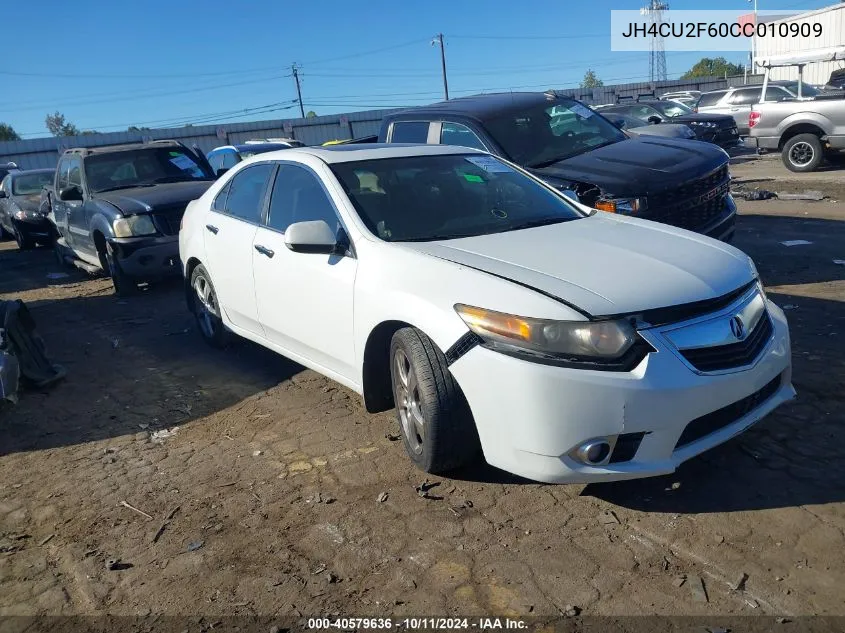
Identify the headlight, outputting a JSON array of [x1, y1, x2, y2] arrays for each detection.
[[593, 197, 647, 215], [14, 210, 27, 220], [113, 215, 157, 237], [690, 121, 718, 128], [455, 304, 647, 369]]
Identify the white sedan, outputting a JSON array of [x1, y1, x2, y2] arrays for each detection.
[[178, 144, 794, 484]]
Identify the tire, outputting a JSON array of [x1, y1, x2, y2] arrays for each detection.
[[189, 264, 227, 348], [105, 242, 137, 297], [13, 224, 35, 250], [389, 327, 480, 474], [0, 224, 10, 240], [782, 134, 824, 172]]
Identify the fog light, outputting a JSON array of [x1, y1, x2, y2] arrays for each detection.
[[573, 439, 612, 465]]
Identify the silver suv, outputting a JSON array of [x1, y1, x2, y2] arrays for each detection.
[[696, 82, 820, 135]]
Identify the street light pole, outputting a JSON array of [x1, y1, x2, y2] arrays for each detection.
[[434, 33, 449, 100]]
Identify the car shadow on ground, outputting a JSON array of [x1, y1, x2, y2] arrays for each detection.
[[0, 282, 305, 457], [0, 241, 89, 294]]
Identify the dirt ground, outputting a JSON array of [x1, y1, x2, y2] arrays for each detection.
[[1, 157, 844, 622]]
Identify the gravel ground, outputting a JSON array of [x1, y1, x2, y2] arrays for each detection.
[[1, 164, 843, 620]]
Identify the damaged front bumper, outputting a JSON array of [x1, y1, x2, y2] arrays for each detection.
[[108, 235, 181, 279]]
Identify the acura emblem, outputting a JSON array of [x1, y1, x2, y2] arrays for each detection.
[[730, 315, 746, 340]]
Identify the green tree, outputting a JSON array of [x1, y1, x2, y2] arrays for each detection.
[[0, 123, 21, 141], [580, 69, 604, 89], [45, 112, 80, 137], [306, 110, 317, 118], [681, 57, 744, 79]]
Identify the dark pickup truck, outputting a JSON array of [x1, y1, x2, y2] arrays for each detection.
[[377, 92, 736, 241], [47, 140, 215, 295]]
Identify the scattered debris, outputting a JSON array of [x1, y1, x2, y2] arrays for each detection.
[[673, 575, 687, 588], [780, 240, 813, 247], [732, 188, 777, 201], [704, 627, 730, 633], [415, 479, 442, 500], [111, 338, 120, 349], [661, 556, 670, 571], [745, 598, 759, 609], [151, 426, 179, 443], [775, 190, 824, 201], [327, 572, 339, 584], [731, 572, 749, 592], [667, 481, 681, 491], [312, 563, 327, 575], [138, 423, 149, 430], [776, 617, 790, 624], [38, 534, 55, 546], [305, 492, 334, 504], [782, 304, 798, 310], [46, 272, 70, 280], [106, 559, 132, 571], [563, 605, 580, 617], [690, 575, 709, 603], [377, 491, 389, 503], [252, 450, 263, 457], [714, 534, 725, 544], [151, 506, 180, 544], [385, 432, 401, 441], [599, 510, 621, 525], [187, 540, 204, 552], [119, 500, 153, 520]]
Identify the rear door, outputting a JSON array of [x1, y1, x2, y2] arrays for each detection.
[[252, 162, 357, 380], [203, 162, 275, 335]]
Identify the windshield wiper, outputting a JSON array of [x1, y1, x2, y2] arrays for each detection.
[[504, 217, 571, 232], [149, 176, 212, 184], [94, 183, 155, 193], [398, 232, 481, 242]]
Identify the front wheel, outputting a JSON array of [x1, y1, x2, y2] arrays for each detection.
[[389, 327, 480, 474], [783, 133, 823, 172], [13, 224, 35, 250], [105, 242, 137, 297], [190, 264, 226, 348]]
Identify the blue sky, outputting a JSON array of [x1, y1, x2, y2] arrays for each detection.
[[1, 0, 832, 138]]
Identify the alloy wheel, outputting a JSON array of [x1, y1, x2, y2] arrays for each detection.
[[192, 274, 218, 339], [789, 141, 814, 167], [393, 347, 425, 455]]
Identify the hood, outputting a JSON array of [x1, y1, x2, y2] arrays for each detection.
[[529, 137, 728, 198], [13, 194, 42, 213], [398, 213, 752, 317], [671, 113, 737, 127], [92, 181, 212, 215], [627, 124, 693, 139]]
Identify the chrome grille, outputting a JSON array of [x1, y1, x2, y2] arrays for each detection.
[[679, 313, 773, 372]]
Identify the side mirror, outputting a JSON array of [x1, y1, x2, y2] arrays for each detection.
[[59, 185, 83, 202], [284, 220, 339, 254], [0, 190, 7, 199], [610, 118, 626, 130], [215, 168, 229, 178], [647, 115, 663, 125]]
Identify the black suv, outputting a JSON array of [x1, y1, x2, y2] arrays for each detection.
[[378, 92, 736, 241], [48, 140, 215, 295]]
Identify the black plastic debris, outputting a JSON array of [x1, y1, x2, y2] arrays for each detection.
[[0, 300, 65, 402]]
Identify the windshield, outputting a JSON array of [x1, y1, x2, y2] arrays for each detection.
[[330, 154, 584, 243], [84, 147, 212, 193], [12, 171, 53, 195], [648, 100, 693, 117], [484, 100, 626, 167]]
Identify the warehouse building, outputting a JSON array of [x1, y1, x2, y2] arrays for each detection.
[[753, 2, 845, 85]]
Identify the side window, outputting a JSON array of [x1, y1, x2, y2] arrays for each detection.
[[221, 163, 274, 223], [266, 164, 339, 234], [390, 121, 430, 143], [56, 159, 70, 190], [221, 150, 239, 169], [696, 91, 726, 108], [440, 122, 487, 151], [212, 181, 231, 212], [765, 87, 790, 102], [207, 152, 224, 171], [67, 157, 82, 188], [729, 88, 761, 105]]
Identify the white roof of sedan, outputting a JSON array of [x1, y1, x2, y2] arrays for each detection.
[[255, 143, 486, 164]]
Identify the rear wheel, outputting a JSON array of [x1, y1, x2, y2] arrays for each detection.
[[389, 327, 479, 474], [190, 264, 226, 348], [783, 133, 823, 172]]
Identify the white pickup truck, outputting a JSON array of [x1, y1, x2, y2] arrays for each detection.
[[746, 47, 845, 172]]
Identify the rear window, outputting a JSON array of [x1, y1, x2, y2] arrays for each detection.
[[390, 121, 430, 143], [696, 91, 727, 108], [12, 171, 54, 195]]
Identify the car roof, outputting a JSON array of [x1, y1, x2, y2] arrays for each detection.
[[391, 91, 568, 120], [249, 143, 486, 164], [8, 168, 54, 178], [63, 140, 185, 156], [234, 143, 293, 152]]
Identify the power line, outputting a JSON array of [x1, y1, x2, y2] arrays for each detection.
[[300, 38, 432, 66], [0, 66, 286, 80]]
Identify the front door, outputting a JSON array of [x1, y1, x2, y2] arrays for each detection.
[[202, 162, 275, 335], [64, 156, 93, 255], [252, 163, 357, 380]]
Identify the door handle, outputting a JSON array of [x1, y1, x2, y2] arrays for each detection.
[[205, 224, 219, 234], [729, 107, 740, 112], [254, 244, 275, 258]]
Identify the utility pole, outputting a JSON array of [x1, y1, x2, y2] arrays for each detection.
[[292, 64, 305, 118], [433, 33, 449, 100]]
